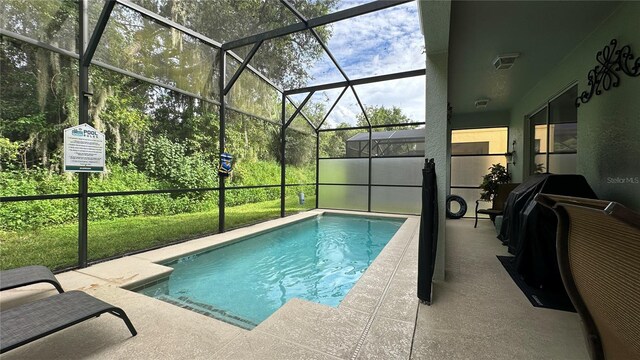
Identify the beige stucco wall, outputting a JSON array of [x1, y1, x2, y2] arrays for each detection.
[[508, 1, 640, 210], [451, 128, 508, 154]]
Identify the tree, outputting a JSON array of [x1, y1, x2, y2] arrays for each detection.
[[0, 0, 78, 52], [0, 37, 77, 172], [0, 0, 338, 198], [0, 0, 78, 170], [135, 0, 338, 89], [356, 105, 412, 128], [319, 123, 358, 158]]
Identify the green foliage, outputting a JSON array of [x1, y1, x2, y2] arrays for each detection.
[[0, 0, 335, 173], [225, 160, 280, 206], [224, 160, 315, 206], [100, 0, 336, 90], [0, 0, 77, 50], [0, 195, 316, 271], [357, 105, 412, 128], [230, 160, 280, 186], [319, 125, 358, 158], [479, 163, 511, 201], [0, 169, 77, 198], [0, 137, 20, 169], [284, 130, 316, 167], [225, 112, 278, 164], [0, 0, 338, 270], [141, 135, 218, 190], [1, 36, 78, 171], [0, 165, 203, 230], [87, 164, 214, 221], [0, 161, 314, 231], [316, 106, 417, 158], [0, 198, 77, 233]]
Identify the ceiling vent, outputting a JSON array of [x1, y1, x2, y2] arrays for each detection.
[[493, 53, 520, 70], [475, 99, 490, 109]]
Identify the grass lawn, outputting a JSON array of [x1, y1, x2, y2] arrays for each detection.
[[0, 196, 316, 271]]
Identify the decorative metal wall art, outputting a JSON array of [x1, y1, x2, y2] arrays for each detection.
[[576, 39, 640, 107]]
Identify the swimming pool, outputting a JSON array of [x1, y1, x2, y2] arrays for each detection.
[[137, 213, 405, 329]]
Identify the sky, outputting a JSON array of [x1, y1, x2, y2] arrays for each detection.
[[302, 0, 426, 128]]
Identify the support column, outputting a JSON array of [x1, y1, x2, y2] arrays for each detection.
[[315, 132, 320, 209], [280, 93, 286, 217], [367, 127, 372, 212], [78, 0, 90, 268], [218, 52, 226, 232], [425, 53, 449, 282], [421, 0, 451, 281], [77, 0, 114, 267]]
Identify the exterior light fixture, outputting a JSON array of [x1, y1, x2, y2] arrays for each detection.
[[506, 140, 517, 166], [493, 53, 520, 70]]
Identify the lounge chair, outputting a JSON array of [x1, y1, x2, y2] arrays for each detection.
[[0, 265, 64, 293], [0, 290, 137, 354], [536, 194, 640, 360]]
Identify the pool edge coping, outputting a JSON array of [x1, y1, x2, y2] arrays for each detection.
[[73, 209, 419, 334], [126, 209, 416, 290]]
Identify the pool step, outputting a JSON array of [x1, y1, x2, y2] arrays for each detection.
[[155, 295, 258, 330]]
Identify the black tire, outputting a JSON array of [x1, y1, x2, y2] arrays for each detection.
[[446, 195, 467, 219]]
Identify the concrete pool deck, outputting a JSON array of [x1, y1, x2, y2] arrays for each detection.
[[0, 210, 421, 359], [0, 213, 587, 359]]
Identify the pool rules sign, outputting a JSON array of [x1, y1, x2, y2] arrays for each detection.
[[64, 124, 105, 172]]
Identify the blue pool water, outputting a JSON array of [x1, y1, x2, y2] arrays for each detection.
[[137, 214, 405, 329]]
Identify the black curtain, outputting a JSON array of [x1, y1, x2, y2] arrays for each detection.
[[418, 158, 438, 304]]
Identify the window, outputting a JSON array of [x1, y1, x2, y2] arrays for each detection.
[[529, 84, 578, 175], [451, 141, 490, 155], [450, 127, 509, 218]]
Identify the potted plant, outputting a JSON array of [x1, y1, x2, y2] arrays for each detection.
[[480, 163, 511, 201]]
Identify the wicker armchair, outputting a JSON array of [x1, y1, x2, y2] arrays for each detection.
[[535, 194, 640, 360]]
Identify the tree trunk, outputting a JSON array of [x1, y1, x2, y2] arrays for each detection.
[[40, 141, 48, 168], [170, 0, 185, 51], [22, 151, 27, 172], [90, 85, 112, 133], [35, 48, 50, 111]]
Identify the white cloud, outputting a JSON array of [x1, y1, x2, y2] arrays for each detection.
[[305, 1, 425, 127], [323, 87, 362, 127], [334, 0, 372, 12], [322, 2, 424, 78], [354, 77, 425, 122]]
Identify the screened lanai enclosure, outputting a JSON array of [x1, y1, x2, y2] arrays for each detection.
[[0, 0, 426, 272]]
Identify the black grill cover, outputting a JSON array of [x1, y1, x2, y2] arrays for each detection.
[[497, 174, 550, 248], [515, 200, 562, 290], [418, 159, 438, 304], [499, 174, 597, 289]]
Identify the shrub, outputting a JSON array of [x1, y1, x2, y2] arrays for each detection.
[[141, 136, 218, 190], [0, 160, 314, 231], [0, 169, 76, 197], [224, 160, 314, 206]]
